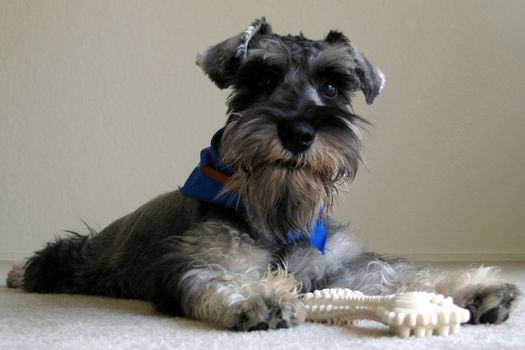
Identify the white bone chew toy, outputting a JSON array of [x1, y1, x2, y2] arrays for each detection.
[[301, 289, 471, 338]]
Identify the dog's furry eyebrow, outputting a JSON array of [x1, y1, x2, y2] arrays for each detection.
[[244, 54, 287, 68], [239, 53, 289, 77], [244, 52, 289, 71], [308, 45, 357, 78]]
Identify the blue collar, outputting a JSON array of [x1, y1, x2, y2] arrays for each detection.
[[180, 129, 327, 254]]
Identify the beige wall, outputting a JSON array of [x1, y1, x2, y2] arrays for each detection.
[[1, 1, 524, 261]]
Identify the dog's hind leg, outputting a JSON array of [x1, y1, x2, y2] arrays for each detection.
[[21, 234, 87, 293], [18, 233, 94, 294]]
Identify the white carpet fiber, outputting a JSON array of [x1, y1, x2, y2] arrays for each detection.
[[1, 262, 524, 350]]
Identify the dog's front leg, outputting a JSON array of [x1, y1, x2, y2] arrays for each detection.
[[177, 267, 306, 331], [152, 221, 306, 331]]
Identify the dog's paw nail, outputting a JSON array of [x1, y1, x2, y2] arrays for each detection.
[[275, 320, 288, 329], [249, 322, 269, 331], [479, 308, 499, 324]]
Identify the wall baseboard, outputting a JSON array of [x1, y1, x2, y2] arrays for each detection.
[[0, 251, 33, 262], [399, 252, 525, 263], [0, 250, 524, 264]]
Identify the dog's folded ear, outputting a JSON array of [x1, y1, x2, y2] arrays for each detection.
[[325, 31, 385, 105], [197, 18, 272, 89], [355, 54, 385, 105]]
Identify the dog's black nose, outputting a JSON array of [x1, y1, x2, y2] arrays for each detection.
[[278, 121, 315, 154]]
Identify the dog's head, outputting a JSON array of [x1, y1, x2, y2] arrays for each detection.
[[197, 18, 385, 240]]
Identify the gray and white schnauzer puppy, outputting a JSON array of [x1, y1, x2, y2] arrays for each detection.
[[7, 18, 520, 331]]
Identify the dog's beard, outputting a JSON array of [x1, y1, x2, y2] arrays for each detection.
[[220, 106, 364, 241], [226, 165, 331, 241]]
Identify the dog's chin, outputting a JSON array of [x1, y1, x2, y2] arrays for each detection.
[[226, 162, 334, 241]]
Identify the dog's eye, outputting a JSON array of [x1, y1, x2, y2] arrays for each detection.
[[321, 82, 338, 99], [256, 76, 278, 92]]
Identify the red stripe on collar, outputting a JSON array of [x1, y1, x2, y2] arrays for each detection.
[[200, 164, 231, 185]]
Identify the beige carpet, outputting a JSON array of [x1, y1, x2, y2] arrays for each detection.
[[1, 262, 524, 350]]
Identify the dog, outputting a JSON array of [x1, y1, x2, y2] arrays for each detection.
[[7, 18, 520, 331]]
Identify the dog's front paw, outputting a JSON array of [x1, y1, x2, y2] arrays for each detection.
[[230, 293, 305, 331], [181, 268, 306, 331], [459, 283, 521, 324], [223, 270, 306, 331]]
